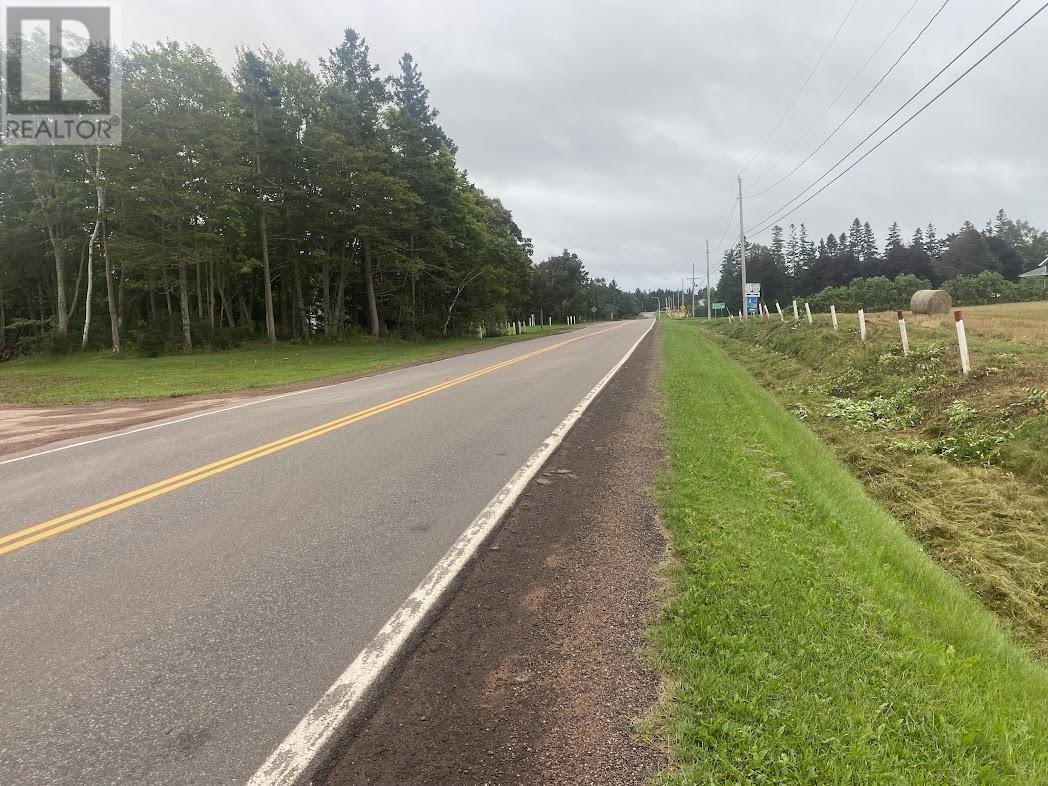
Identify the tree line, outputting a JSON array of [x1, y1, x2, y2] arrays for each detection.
[[708, 211, 1048, 313], [0, 29, 642, 357]]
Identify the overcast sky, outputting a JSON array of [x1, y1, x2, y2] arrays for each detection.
[[123, 0, 1048, 290]]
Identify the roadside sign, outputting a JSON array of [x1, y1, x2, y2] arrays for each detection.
[[713, 302, 725, 310], [745, 283, 761, 316]]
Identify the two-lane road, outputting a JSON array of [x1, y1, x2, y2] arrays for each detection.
[[0, 318, 653, 785]]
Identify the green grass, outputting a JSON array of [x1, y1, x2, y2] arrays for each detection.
[[650, 319, 1048, 785], [698, 316, 1048, 655], [0, 326, 578, 405]]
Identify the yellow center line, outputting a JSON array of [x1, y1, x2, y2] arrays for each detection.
[[1, 324, 626, 557]]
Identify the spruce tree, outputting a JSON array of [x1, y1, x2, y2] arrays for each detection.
[[911, 226, 925, 251], [885, 221, 902, 255], [862, 222, 877, 263], [391, 52, 456, 155], [848, 218, 863, 256], [786, 224, 799, 276]]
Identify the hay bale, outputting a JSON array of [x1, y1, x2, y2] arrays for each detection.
[[910, 289, 952, 315]]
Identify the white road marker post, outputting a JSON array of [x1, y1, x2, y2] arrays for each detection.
[[804, 301, 813, 325], [830, 302, 838, 331], [549, 316, 553, 326], [858, 306, 867, 342], [955, 310, 971, 374], [775, 301, 784, 321], [728, 311, 735, 324], [792, 299, 799, 321], [897, 310, 909, 357]]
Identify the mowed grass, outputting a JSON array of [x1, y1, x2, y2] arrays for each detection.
[[701, 304, 1048, 655], [650, 319, 1048, 784], [0, 327, 576, 405]]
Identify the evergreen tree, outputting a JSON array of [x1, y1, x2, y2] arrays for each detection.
[[862, 222, 877, 264], [848, 218, 863, 256], [786, 224, 799, 276], [771, 226, 785, 268], [926, 223, 942, 259], [799, 223, 815, 268], [911, 226, 925, 252], [885, 221, 903, 254], [320, 29, 388, 146], [391, 52, 456, 155]]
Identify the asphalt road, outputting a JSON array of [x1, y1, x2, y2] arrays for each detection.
[[0, 318, 652, 785]]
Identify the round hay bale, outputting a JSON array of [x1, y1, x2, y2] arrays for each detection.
[[910, 289, 952, 315]]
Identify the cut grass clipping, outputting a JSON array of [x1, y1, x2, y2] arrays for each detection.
[[703, 308, 1048, 656], [651, 320, 1048, 784]]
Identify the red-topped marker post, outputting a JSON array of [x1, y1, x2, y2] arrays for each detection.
[[955, 310, 971, 374]]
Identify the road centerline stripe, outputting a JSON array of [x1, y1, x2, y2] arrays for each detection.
[[1, 324, 625, 557]]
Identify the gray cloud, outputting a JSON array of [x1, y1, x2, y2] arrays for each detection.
[[123, 0, 1048, 288]]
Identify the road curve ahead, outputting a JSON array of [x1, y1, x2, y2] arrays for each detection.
[[0, 318, 653, 785]]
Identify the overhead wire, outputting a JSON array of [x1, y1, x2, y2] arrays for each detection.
[[710, 191, 739, 255], [747, 0, 952, 199], [739, 0, 862, 176], [748, 0, 923, 190], [746, 0, 1048, 239]]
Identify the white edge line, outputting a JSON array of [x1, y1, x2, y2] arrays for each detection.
[[245, 318, 655, 786], [0, 327, 591, 468]]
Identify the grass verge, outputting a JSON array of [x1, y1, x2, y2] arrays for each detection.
[[0, 325, 579, 405], [701, 310, 1047, 656], [650, 319, 1048, 784]]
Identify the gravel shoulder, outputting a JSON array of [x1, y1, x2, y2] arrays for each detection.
[[321, 329, 667, 785]]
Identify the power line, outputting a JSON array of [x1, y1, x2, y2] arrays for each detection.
[[748, 0, 923, 190], [748, 0, 1027, 234], [748, 0, 951, 199], [739, 0, 862, 176], [747, 0, 1048, 239], [711, 194, 738, 255]]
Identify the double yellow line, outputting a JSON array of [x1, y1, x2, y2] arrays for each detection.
[[1, 325, 624, 557]]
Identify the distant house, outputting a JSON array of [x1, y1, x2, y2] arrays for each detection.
[[1019, 255, 1048, 279]]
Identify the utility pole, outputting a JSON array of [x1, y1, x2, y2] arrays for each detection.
[[691, 262, 695, 318], [686, 266, 702, 320], [706, 239, 712, 320], [738, 174, 747, 320], [681, 278, 686, 317]]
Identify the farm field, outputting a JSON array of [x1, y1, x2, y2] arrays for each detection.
[[868, 300, 1048, 350], [698, 300, 1048, 656]]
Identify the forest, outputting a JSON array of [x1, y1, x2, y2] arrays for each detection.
[[708, 211, 1048, 313], [0, 29, 642, 358]]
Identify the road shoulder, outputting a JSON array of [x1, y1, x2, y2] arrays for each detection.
[[321, 329, 667, 785]]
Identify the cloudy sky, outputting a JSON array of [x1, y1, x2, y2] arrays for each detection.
[[122, 0, 1048, 289]]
